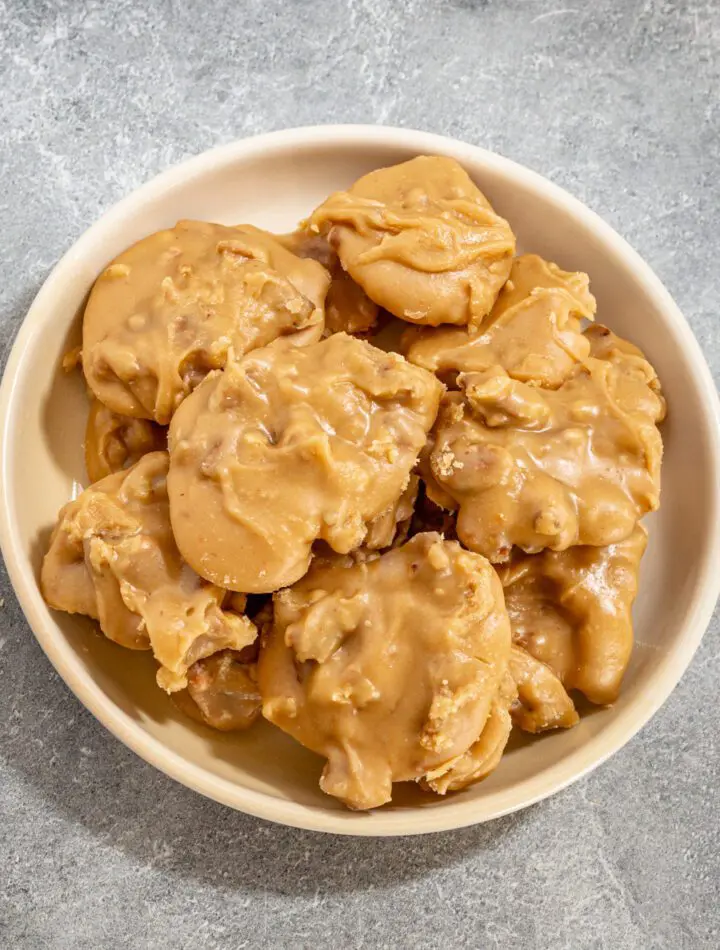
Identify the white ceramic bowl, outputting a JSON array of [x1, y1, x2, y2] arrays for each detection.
[[1, 126, 719, 836]]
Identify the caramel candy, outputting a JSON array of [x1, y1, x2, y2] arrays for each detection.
[[586, 323, 665, 407], [167, 333, 442, 593], [175, 649, 261, 732], [83, 221, 330, 424], [259, 533, 512, 809], [426, 338, 664, 561], [497, 526, 647, 705], [41, 452, 256, 692], [403, 254, 595, 388], [420, 668, 516, 794], [508, 645, 578, 733], [309, 156, 515, 328], [280, 230, 380, 337], [84, 398, 166, 483], [364, 474, 418, 550]]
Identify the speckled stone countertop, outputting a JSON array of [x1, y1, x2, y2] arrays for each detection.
[[1, 1, 718, 948]]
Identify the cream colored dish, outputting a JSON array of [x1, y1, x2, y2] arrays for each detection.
[[1, 126, 718, 835]]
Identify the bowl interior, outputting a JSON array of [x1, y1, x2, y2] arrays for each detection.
[[2, 130, 718, 835]]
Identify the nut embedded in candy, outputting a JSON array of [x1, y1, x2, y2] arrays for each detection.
[[420, 667, 516, 794], [279, 230, 381, 337], [258, 533, 513, 809], [586, 323, 665, 409], [507, 645, 579, 733], [364, 474, 419, 550], [167, 333, 443, 593], [84, 397, 166, 483], [174, 649, 262, 732]]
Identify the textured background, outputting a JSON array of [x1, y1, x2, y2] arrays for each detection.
[[1, 1, 719, 948]]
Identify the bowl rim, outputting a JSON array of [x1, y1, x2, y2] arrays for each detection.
[[1, 124, 719, 836]]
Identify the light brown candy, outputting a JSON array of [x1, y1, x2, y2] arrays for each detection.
[[84, 397, 166, 483], [308, 156, 515, 328], [586, 323, 665, 408], [83, 221, 330, 424], [280, 230, 380, 337], [403, 254, 595, 388], [41, 452, 256, 692], [258, 533, 512, 810], [421, 668, 516, 794], [364, 474, 418, 550], [175, 649, 261, 732], [167, 333, 442, 593], [497, 526, 647, 705], [427, 340, 664, 561], [586, 322, 651, 363], [507, 645, 578, 733]]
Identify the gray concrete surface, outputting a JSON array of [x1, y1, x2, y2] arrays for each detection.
[[1, 1, 719, 947]]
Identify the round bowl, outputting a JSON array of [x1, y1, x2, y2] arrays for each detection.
[[1, 126, 719, 836]]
